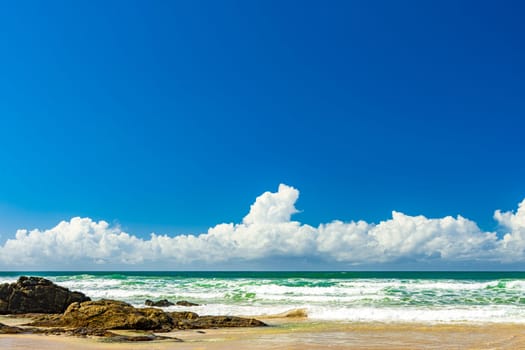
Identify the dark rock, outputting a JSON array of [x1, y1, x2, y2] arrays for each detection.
[[168, 312, 265, 330], [0, 276, 90, 314], [169, 311, 199, 329], [169, 311, 199, 320], [63, 327, 182, 342], [143, 299, 199, 308], [0, 324, 182, 342], [102, 333, 182, 342], [145, 299, 174, 307], [0, 322, 26, 334], [176, 300, 200, 306], [182, 315, 267, 329], [66, 327, 113, 337]]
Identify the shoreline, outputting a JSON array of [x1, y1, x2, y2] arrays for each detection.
[[2, 274, 525, 348], [2, 318, 525, 349]]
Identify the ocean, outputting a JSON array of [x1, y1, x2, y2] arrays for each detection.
[[1, 271, 525, 324]]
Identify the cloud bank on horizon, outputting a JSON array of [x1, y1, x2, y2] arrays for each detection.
[[1, 184, 524, 269]]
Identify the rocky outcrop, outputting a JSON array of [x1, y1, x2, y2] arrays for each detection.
[[144, 299, 200, 307], [145, 299, 174, 307], [31, 300, 174, 331], [43, 327, 181, 342], [175, 315, 266, 329], [0, 322, 181, 342], [168, 311, 265, 329], [0, 276, 90, 314], [30, 299, 266, 331], [0, 322, 26, 334], [2, 277, 266, 342], [169, 311, 199, 323], [176, 300, 200, 306]]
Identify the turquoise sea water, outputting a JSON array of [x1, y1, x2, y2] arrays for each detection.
[[1, 271, 525, 323]]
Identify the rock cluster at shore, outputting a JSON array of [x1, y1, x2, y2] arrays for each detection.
[[0, 322, 26, 334], [30, 299, 266, 331], [0, 321, 181, 342], [0, 276, 90, 314], [0, 277, 266, 342], [145, 298, 200, 307], [145, 299, 174, 307]]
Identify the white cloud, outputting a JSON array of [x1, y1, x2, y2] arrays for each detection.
[[0, 184, 524, 269], [0, 218, 147, 266], [243, 184, 300, 225], [144, 184, 317, 263], [494, 199, 525, 262], [316, 211, 500, 264]]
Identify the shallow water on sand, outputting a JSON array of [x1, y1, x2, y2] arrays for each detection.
[[1, 322, 524, 349]]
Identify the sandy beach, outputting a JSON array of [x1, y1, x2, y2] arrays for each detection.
[[2, 318, 525, 349]]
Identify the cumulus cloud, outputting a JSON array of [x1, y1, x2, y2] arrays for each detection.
[[494, 199, 525, 261], [0, 218, 148, 266], [0, 184, 524, 269]]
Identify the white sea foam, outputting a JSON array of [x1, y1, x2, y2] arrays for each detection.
[[505, 280, 525, 289], [309, 305, 525, 323], [0, 277, 17, 284]]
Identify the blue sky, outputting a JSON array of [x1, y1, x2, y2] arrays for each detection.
[[0, 1, 524, 269]]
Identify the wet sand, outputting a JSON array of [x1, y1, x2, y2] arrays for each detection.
[[1, 318, 525, 349]]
